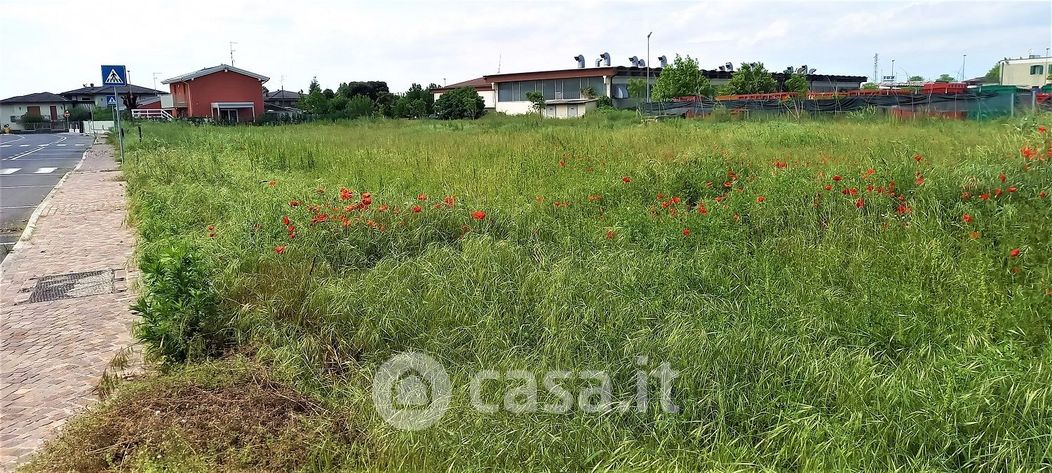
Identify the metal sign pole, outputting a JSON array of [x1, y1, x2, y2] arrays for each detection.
[[113, 85, 124, 161]]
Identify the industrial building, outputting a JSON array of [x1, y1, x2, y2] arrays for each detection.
[[436, 54, 865, 118]]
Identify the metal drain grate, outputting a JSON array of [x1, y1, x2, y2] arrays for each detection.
[[24, 269, 119, 303]]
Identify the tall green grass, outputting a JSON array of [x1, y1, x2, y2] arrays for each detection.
[[122, 114, 1051, 471]]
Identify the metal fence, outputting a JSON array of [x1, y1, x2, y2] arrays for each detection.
[[640, 91, 1048, 120]]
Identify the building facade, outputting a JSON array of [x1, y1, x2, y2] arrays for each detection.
[[61, 84, 167, 111], [162, 64, 269, 123], [0, 92, 71, 131], [997, 56, 1052, 88]]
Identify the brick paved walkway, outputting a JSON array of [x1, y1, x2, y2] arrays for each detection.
[[0, 143, 136, 470]]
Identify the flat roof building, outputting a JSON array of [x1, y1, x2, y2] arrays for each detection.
[[996, 56, 1052, 88]]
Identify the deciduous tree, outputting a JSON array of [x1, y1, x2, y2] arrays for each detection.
[[651, 55, 713, 101]]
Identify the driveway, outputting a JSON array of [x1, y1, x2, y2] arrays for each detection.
[[0, 133, 97, 258]]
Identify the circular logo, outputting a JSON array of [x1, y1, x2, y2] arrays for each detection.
[[372, 351, 451, 431]]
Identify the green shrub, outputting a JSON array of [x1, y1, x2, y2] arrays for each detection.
[[132, 243, 228, 365], [434, 86, 484, 119]]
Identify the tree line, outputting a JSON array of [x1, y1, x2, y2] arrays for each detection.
[[298, 78, 485, 120]]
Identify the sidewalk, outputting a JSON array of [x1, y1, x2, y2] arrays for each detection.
[[0, 143, 137, 469]]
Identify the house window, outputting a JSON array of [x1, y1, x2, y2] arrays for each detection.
[[1031, 65, 1045, 75]]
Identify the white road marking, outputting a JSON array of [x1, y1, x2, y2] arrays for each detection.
[[34, 167, 57, 174], [0, 144, 9, 148], [75, 144, 85, 146], [18, 144, 29, 147], [56, 144, 66, 146], [0, 168, 20, 175]]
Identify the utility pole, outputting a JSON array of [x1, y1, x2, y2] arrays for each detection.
[[646, 31, 653, 103], [960, 54, 967, 82], [152, 72, 161, 90], [229, 41, 238, 66]]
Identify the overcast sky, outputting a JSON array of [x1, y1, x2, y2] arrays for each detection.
[[1, 0, 1049, 97]]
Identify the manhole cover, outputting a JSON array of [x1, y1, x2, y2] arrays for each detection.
[[23, 269, 123, 303]]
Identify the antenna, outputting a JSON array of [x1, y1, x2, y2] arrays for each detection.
[[960, 54, 966, 82], [152, 72, 161, 90], [280, 75, 285, 91], [229, 41, 238, 66], [497, 52, 502, 73], [873, 53, 878, 83]]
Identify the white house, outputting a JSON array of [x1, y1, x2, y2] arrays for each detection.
[[1, 92, 72, 131]]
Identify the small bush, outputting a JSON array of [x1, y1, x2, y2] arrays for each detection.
[[132, 243, 229, 365], [434, 86, 484, 119]]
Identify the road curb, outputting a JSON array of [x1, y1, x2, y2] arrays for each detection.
[[0, 137, 97, 273]]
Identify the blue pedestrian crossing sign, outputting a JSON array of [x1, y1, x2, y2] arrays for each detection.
[[101, 65, 127, 86], [106, 95, 118, 106]]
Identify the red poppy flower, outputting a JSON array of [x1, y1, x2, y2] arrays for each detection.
[[1040, 191, 1048, 198], [1010, 248, 1021, 258], [832, 175, 843, 182], [979, 193, 990, 200], [999, 172, 1006, 183], [411, 205, 422, 213], [864, 168, 876, 177], [915, 175, 925, 186], [622, 176, 631, 183], [417, 193, 428, 201], [1040, 126, 1048, 133], [605, 230, 616, 240], [866, 184, 874, 192], [1007, 186, 1017, 193], [682, 228, 691, 237], [558, 160, 566, 167], [379, 203, 389, 212], [274, 245, 286, 254], [671, 196, 681, 204], [207, 225, 215, 231], [823, 184, 832, 191], [281, 215, 290, 226], [855, 198, 865, 209], [696, 203, 708, 215], [962, 213, 973, 224], [1021, 146, 1037, 159], [756, 195, 765, 203], [339, 187, 352, 201], [472, 210, 486, 220], [896, 204, 911, 215], [723, 181, 733, 188], [913, 154, 923, 162], [289, 200, 300, 207], [268, 179, 277, 187], [994, 188, 1003, 198], [715, 195, 725, 203], [444, 195, 456, 207], [773, 161, 787, 169]]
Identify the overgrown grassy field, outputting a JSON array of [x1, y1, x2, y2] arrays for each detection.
[[33, 113, 1052, 471]]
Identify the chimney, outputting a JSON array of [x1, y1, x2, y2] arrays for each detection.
[[629, 56, 639, 67], [600, 52, 610, 67], [574, 55, 586, 68], [658, 55, 667, 67]]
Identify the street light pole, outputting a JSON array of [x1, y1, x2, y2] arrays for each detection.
[[646, 31, 652, 103]]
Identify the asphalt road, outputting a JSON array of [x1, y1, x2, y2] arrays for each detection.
[[0, 133, 95, 257]]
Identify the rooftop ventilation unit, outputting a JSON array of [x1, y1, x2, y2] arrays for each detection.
[[637, 59, 646, 67], [629, 56, 640, 67], [658, 55, 668, 67], [596, 52, 611, 67], [574, 55, 586, 68], [808, 68, 816, 74], [725, 62, 734, 72], [719, 65, 726, 72]]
